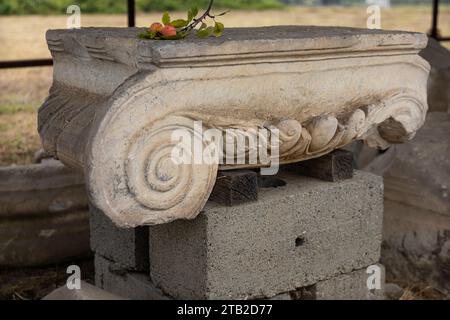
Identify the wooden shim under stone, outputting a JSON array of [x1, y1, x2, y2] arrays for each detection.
[[285, 149, 354, 182], [209, 170, 258, 206]]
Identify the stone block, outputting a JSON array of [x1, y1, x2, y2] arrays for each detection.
[[95, 255, 169, 300], [313, 265, 385, 300], [149, 171, 383, 299], [209, 170, 258, 206], [90, 206, 149, 271], [286, 149, 354, 182], [271, 265, 385, 300]]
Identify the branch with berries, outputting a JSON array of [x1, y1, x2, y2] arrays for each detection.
[[139, 0, 227, 40]]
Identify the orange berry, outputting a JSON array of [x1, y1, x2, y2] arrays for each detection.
[[150, 22, 163, 33]]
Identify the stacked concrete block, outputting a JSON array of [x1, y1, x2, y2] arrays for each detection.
[[90, 206, 149, 272], [91, 170, 384, 300], [94, 255, 169, 300], [313, 266, 384, 300], [271, 265, 385, 300], [148, 170, 383, 299], [91, 206, 158, 299]]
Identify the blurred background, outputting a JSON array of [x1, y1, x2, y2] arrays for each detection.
[[0, 0, 449, 300]]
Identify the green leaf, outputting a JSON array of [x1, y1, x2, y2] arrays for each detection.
[[162, 12, 171, 25], [199, 22, 207, 30], [197, 26, 214, 38], [213, 22, 224, 37], [171, 19, 188, 28], [138, 31, 156, 40], [177, 31, 190, 39], [187, 6, 198, 23], [192, 7, 198, 17]]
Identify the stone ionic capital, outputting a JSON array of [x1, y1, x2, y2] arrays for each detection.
[[38, 26, 429, 227]]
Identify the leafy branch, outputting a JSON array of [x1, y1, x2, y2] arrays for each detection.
[[139, 0, 227, 41]]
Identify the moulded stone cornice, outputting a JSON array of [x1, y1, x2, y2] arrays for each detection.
[[39, 27, 429, 227]]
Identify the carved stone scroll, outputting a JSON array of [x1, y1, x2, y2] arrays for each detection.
[[38, 26, 430, 226]]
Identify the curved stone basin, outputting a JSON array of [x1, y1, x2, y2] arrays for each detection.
[[0, 160, 90, 266]]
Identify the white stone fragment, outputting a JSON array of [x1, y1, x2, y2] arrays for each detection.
[[39, 26, 429, 226]]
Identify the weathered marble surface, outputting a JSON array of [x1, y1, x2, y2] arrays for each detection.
[[39, 26, 429, 226]]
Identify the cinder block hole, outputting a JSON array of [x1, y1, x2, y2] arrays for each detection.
[[257, 176, 286, 188], [295, 236, 306, 247]]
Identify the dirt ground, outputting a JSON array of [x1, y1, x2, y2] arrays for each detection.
[[0, 6, 449, 165], [0, 258, 94, 300]]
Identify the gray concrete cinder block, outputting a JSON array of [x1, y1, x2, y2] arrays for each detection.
[[95, 254, 170, 300], [149, 170, 383, 300], [313, 265, 385, 300], [272, 265, 385, 300], [90, 206, 149, 271]]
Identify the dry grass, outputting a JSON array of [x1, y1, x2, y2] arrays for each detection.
[[0, 67, 52, 166], [398, 285, 449, 300], [0, 6, 449, 165], [0, 109, 41, 166], [1, 6, 449, 61]]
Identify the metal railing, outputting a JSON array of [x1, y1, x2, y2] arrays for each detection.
[[431, 0, 449, 41], [0, 0, 447, 70]]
